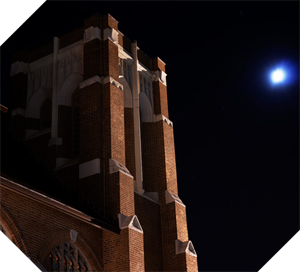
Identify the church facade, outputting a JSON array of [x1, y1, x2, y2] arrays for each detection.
[[1, 13, 198, 271]]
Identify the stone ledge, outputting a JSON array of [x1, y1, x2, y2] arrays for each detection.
[[175, 239, 197, 257], [118, 214, 143, 233], [155, 114, 173, 127], [165, 190, 185, 207], [79, 158, 101, 179]]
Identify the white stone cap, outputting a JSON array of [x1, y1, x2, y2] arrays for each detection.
[[103, 28, 119, 45], [70, 229, 78, 242], [11, 108, 25, 117], [11, 61, 29, 76], [165, 190, 185, 207], [79, 158, 101, 179], [154, 70, 167, 86], [109, 159, 133, 178], [79, 75, 123, 91], [84, 26, 101, 43], [118, 214, 143, 233], [155, 114, 173, 127], [48, 137, 62, 146], [103, 76, 123, 90], [143, 192, 159, 203], [175, 239, 197, 257]]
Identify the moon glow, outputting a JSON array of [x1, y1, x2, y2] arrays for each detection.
[[271, 69, 285, 83]]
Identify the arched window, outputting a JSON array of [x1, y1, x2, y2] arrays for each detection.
[[0, 222, 27, 272], [72, 88, 80, 158], [40, 98, 52, 130], [48, 241, 90, 272]]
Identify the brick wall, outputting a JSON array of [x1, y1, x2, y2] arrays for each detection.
[[102, 39, 119, 81], [155, 121, 178, 196], [153, 81, 169, 119], [9, 73, 27, 110], [55, 163, 79, 193], [83, 13, 102, 30], [26, 117, 40, 130], [102, 14, 118, 30], [135, 194, 163, 271], [0, 185, 103, 271], [25, 132, 56, 170], [59, 26, 84, 49], [138, 50, 151, 70], [151, 57, 166, 73], [104, 227, 144, 272], [11, 50, 29, 63], [79, 82, 102, 164], [105, 172, 134, 219], [30, 41, 53, 63], [177, 252, 198, 272], [141, 122, 158, 192], [103, 83, 125, 165], [84, 39, 101, 79], [57, 105, 72, 158]]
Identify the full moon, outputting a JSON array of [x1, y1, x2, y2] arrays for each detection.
[[271, 69, 285, 83]]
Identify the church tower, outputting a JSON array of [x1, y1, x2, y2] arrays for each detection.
[[5, 13, 198, 271]]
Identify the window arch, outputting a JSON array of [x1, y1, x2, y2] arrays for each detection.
[[0, 222, 27, 272], [48, 241, 90, 272], [40, 98, 52, 130]]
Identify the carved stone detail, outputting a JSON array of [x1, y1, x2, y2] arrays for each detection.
[[58, 51, 83, 90], [27, 64, 53, 103]]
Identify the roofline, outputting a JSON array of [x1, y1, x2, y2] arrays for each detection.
[[1, 105, 8, 113], [0, 176, 119, 234]]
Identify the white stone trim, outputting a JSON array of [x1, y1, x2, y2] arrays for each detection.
[[119, 75, 133, 108], [58, 40, 83, 56], [109, 159, 133, 178], [118, 46, 133, 61], [54, 158, 79, 171], [70, 229, 78, 242], [24, 128, 51, 141], [29, 54, 53, 72], [165, 190, 185, 207], [118, 214, 143, 233], [175, 240, 197, 257], [11, 108, 25, 117], [10, 61, 29, 76], [79, 158, 101, 179], [103, 76, 123, 91], [155, 114, 173, 127], [84, 26, 101, 43], [142, 192, 159, 204], [103, 28, 119, 45], [79, 75, 102, 89], [154, 70, 167, 86], [56, 158, 70, 168], [48, 137, 62, 146]]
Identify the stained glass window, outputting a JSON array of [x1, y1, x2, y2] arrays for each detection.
[[48, 241, 90, 272]]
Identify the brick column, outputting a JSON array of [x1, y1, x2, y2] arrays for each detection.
[[104, 215, 145, 271], [150, 58, 198, 271], [78, 14, 135, 219]]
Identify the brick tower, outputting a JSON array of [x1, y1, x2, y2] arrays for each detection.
[[3, 13, 198, 271]]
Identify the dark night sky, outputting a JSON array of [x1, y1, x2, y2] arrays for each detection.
[[1, 2, 299, 271]]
